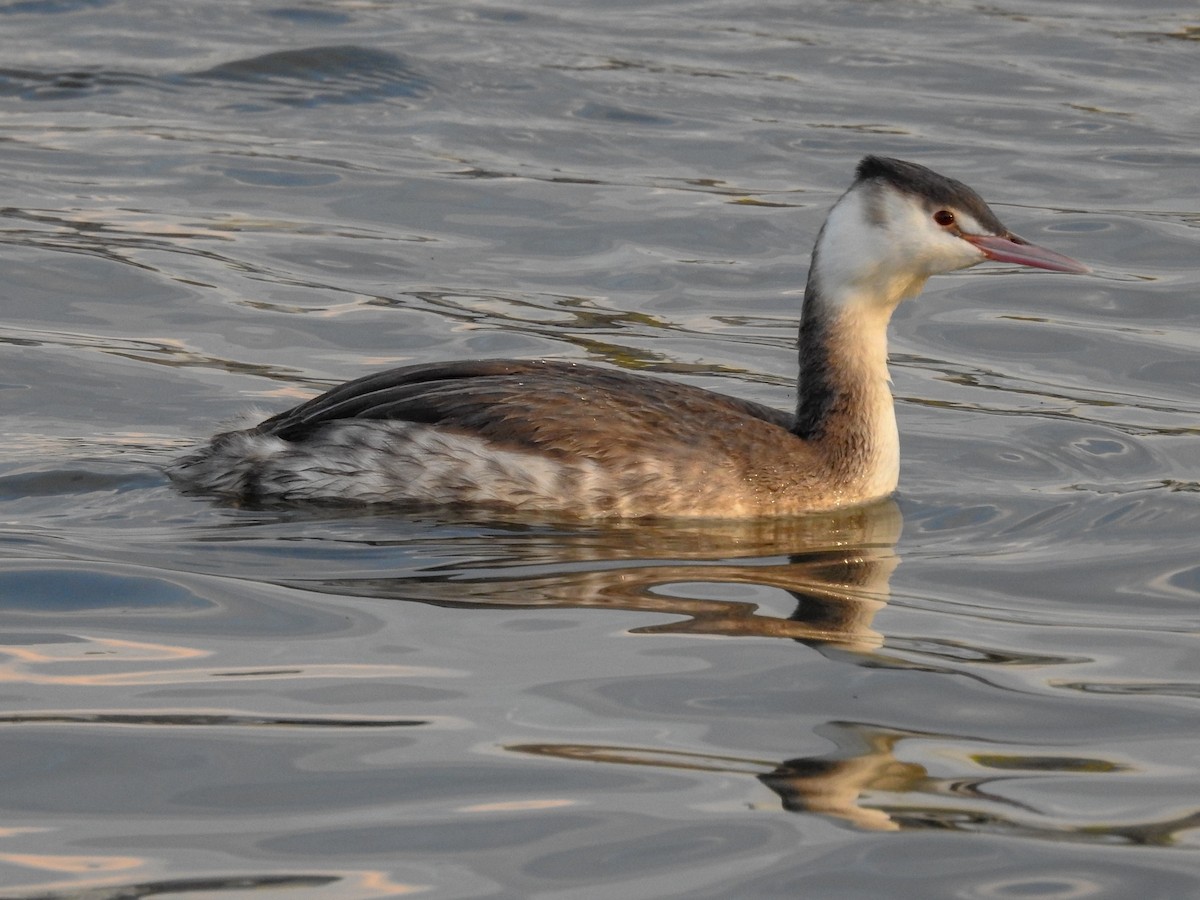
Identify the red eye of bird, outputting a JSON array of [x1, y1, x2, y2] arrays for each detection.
[[933, 210, 956, 227]]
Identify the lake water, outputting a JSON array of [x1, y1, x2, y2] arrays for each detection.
[[2, 1, 1199, 897]]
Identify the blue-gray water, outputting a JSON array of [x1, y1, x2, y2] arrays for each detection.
[[2, 2, 1199, 898]]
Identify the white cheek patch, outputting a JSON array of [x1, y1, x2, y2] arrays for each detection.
[[951, 210, 996, 258], [954, 211, 989, 236]]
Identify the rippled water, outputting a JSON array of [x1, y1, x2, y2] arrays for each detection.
[[2, 1, 1199, 897]]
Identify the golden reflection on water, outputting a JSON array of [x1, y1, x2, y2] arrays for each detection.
[[0, 634, 463, 687], [0, 851, 143, 874]]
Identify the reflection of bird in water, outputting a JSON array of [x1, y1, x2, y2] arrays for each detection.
[[510, 723, 930, 832], [169, 157, 1086, 517], [512, 722, 1200, 841], [266, 502, 903, 655]]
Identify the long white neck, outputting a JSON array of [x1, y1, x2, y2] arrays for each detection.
[[793, 188, 932, 500]]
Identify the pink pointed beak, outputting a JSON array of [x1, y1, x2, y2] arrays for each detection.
[[964, 232, 1090, 274]]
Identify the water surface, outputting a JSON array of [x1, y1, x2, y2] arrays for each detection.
[[1, 1, 1199, 898]]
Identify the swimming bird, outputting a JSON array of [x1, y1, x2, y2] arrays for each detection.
[[168, 156, 1088, 518]]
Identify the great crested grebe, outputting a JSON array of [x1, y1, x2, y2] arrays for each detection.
[[168, 156, 1088, 518]]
